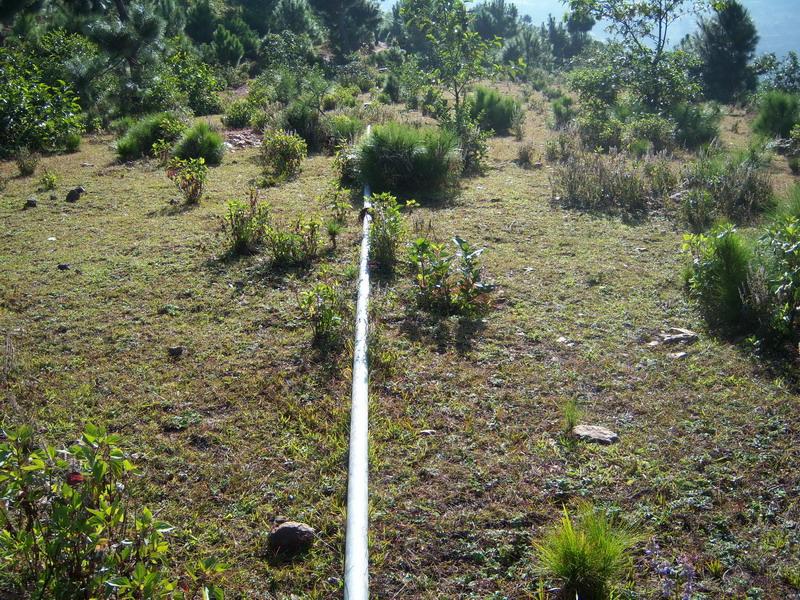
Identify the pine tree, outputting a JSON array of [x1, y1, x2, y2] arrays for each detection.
[[308, 0, 380, 61], [693, 0, 759, 103]]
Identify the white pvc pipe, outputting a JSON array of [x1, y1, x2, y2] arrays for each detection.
[[344, 127, 372, 600]]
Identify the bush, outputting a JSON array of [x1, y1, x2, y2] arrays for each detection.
[[166, 157, 208, 203], [370, 192, 412, 274], [358, 123, 461, 197], [577, 109, 624, 150], [685, 147, 773, 223], [753, 91, 800, 138], [622, 114, 675, 153], [671, 102, 720, 149], [683, 225, 754, 331], [790, 156, 800, 175], [116, 112, 187, 161], [680, 188, 716, 233], [0, 424, 226, 599], [283, 98, 327, 151], [0, 58, 83, 156], [325, 113, 365, 147], [38, 169, 57, 191], [260, 130, 308, 182], [518, 141, 535, 167], [383, 73, 401, 103], [173, 122, 225, 166], [225, 189, 271, 255], [166, 50, 223, 116], [469, 86, 521, 134], [408, 236, 495, 315], [551, 96, 576, 129], [222, 98, 255, 128], [300, 282, 347, 348], [545, 131, 581, 163], [15, 147, 39, 176], [551, 151, 649, 216], [535, 503, 637, 600], [266, 217, 320, 267]]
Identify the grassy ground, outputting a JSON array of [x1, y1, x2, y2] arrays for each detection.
[[1, 95, 799, 598]]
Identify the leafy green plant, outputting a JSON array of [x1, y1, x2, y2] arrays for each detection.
[[266, 217, 320, 267], [15, 147, 39, 177], [38, 169, 57, 191], [260, 130, 308, 183], [671, 102, 721, 149], [173, 122, 225, 166], [683, 225, 754, 331], [535, 503, 637, 600], [326, 220, 343, 250], [408, 236, 495, 315], [469, 85, 521, 134], [222, 98, 255, 129], [680, 189, 716, 233], [299, 282, 347, 348], [166, 157, 208, 204], [225, 189, 271, 255], [369, 192, 414, 274], [116, 112, 187, 161], [151, 138, 172, 165], [0, 423, 226, 599], [622, 114, 675, 153], [358, 123, 461, 197], [753, 91, 799, 138], [325, 113, 365, 147], [323, 183, 353, 225]]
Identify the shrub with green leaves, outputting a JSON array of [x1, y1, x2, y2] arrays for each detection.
[[683, 225, 754, 331], [266, 217, 320, 267], [753, 91, 799, 138], [357, 123, 461, 197], [38, 169, 57, 191], [551, 151, 648, 216], [222, 98, 255, 129], [369, 193, 414, 274], [622, 113, 675, 154], [284, 98, 326, 151], [166, 157, 208, 204], [469, 86, 521, 134], [116, 112, 187, 161], [408, 236, 495, 315], [680, 188, 716, 233], [260, 130, 308, 182], [535, 503, 637, 600], [173, 122, 225, 166], [325, 113, 365, 147], [577, 109, 624, 150], [0, 424, 226, 599], [225, 189, 271, 255], [300, 282, 348, 348]]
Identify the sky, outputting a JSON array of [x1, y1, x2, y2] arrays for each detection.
[[377, 0, 800, 58]]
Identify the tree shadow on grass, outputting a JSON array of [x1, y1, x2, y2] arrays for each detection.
[[146, 200, 199, 218]]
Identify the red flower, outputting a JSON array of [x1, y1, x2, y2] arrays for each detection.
[[66, 472, 85, 486]]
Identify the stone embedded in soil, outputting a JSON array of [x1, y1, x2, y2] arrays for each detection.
[[573, 424, 619, 445], [267, 521, 315, 557], [25, 196, 37, 208], [168, 345, 185, 358], [57, 263, 70, 271]]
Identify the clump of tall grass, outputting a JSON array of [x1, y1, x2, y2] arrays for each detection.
[[116, 112, 187, 161], [357, 123, 461, 197], [551, 151, 648, 216], [535, 503, 637, 600], [469, 86, 521, 134], [683, 145, 773, 224], [172, 121, 225, 166]]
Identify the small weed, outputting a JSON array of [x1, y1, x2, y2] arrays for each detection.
[[266, 217, 321, 267], [225, 189, 271, 255], [326, 220, 342, 249], [562, 399, 582, 435], [300, 282, 348, 349], [369, 192, 414, 274], [38, 169, 57, 191], [151, 138, 172, 165]]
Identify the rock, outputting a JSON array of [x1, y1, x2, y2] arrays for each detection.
[[267, 521, 315, 557], [65, 186, 86, 203], [25, 196, 37, 208], [532, 161, 544, 169], [49, 194, 57, 201], [572, 424, 619, 445], [660, 327, 698, 345], [57, 263, 70, 271], [168, 345, 185, 358], [669, 351, 688, 360]]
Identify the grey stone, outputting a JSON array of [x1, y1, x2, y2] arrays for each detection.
[[573, 424, 619, 445], [268, 521, 315, 556]]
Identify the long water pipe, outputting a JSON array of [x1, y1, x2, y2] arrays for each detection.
[[344, 126, 372, 600]]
